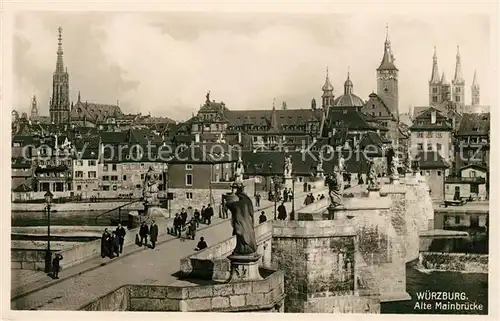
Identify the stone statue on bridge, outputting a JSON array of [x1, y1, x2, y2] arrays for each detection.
[[224, 186, 258, 257], [326, 166, 343, 207], [234, 157, 245, 186], [367, 159, 380, 190], [143, 166, 159, 205], [284, 154, 293, 178]]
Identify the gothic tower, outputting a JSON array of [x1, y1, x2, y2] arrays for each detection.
[[30, 95, 39, 119], [440, 72, 451, 102], [321, 66, 335, 108], [452, 46, 465, 110], [471, 70, 480, 106], [429, 47, 442, 106], [376, 25, 399, 121], [50, 27, 70, 125]]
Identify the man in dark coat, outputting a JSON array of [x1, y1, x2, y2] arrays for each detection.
[[193, 209, 201, 227], [149, 220, 159, 249], [277, 202, 287, 220], [255, 193, 261, 207], [139, 221, 149, 247], [283, 189, 288, 202], [101, 228, 111, 258], [115, 223, 126, 254], [196, 237, 208, 250], [180, 208, 188, 227], [52, 253, 63, 279], [259, 211, 267, 224], [221, 198, 228, 219], [173, 214, 182, 237], [109, 231, 120, 258], [200, 206, 206, 224], [205, 204, 214, 225]]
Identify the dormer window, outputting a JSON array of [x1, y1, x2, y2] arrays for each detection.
[[473, 127, 480, 132]]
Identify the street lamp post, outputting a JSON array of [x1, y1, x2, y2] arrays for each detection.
[[290, 175, 295, 220], [273, 176, 278, 220], [44, 191, 54, 274]]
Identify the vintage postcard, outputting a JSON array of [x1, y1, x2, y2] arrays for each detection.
[[2, 1, 497, 319]]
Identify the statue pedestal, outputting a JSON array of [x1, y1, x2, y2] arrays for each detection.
[[144, 202, 167, 218], [283, 177, 294, 189], [227, 253, 262, 283], [326, 204, 346, 220], [366, 186, 381, 198], [390, 175, 400, 185]]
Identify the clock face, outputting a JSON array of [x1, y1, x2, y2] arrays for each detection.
[[384, 87, 389, 93]]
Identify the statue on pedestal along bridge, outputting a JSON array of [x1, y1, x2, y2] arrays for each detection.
[[224, 183, 262, 282], [234, 157, 245, 186], [284, 154, 293, 179], [367, 159, 380, 190], [326, 166, 343, 207], [143, 166, 159, 206]]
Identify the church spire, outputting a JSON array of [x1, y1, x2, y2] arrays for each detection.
[[55, 26, 65, 73], [430, 46, 440, 84], [344, 67, 353, 95], [471, 70, 480, 106], [377, 24, 398, 71], [472, 70, 478, 87], [453, 45, 465, 85], [322, 66, 334, 92]]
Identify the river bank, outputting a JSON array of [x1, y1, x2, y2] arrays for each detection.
[[11, 201, 144, 213]]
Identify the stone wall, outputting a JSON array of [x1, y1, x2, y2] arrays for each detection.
[[271, 220, 357, 312], [79, 268, 285, 312], [419, 252, 488, 273], [11, 200, 143, 212], [11, 249, 49, 270], [180, 220, 273, 280]]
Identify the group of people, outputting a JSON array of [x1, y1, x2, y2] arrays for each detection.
[[303, 193, 317, 206], [101, 223, 128, 258], [268, 187, 294, 203], [137, 220, 159, 249]]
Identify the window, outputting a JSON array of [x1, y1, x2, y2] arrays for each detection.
[[455, 87, 461, 93], [427, 144, 433, 151], [437, 171, 441, 176], [455, 216, 460, 224], [186, 192, 193, 200], [113, 185, 117, 191], [110, 176, 118, 181], [470, 184, 479, 194], [88, 171, 97, 178], [469, 171, 476, 178], [417, 143, 423, 151], [112, 164, 117, 171], [432, 87, 438, 93], [426, 132, 433, 138], [75, 171, 84, 178], [77, 185, 82, 191], [436, 143, 442, 151], [455, 96, 460, 102], [103, 164, 108, 171], [103, 185, 110, 191], [432, 96, 438, 103], [141, 174, 145, 180], [123, 175, 127, 181], [102, 175, 109, 181], [371, 112, 375, 116], [76, 160, 83, 166], [185, 164, 193, 170], [436, 132, 442, 138], [88, 160, 96, 166], [371, 104, 375, 109], [417, 132, 424, 138], [186, 174, 193, 186]]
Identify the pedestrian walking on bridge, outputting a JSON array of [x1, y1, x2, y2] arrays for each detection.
[[150, 220, 159, 249], [139, 221, 149, 247], [52, 253, 63, 279]]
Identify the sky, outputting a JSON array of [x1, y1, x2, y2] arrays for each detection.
[[13, 11, 491, 121]]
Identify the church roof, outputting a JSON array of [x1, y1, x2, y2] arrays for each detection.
[[333, 94, 364, 107], [71, 100, 123, 124]]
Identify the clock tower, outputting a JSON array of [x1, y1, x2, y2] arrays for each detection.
[[376, 25, 399, 121]]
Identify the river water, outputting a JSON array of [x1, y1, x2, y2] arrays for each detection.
[[381, 266, 488, 315]]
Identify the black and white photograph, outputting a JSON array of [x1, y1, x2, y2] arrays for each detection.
[[3, 1, 497, 317]]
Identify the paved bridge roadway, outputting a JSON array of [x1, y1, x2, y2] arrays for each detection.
[[11, 187, 330, 311]]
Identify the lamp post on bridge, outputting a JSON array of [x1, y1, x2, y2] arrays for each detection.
[[44, 190, 54, 274]]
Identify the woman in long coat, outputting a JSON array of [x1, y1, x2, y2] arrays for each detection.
[[101, 228, 111, 258]]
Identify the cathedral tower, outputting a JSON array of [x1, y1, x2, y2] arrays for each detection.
[[429, 47, 442, 106], [471, 70, 480, 106], [321, 66, 335, 108], [50, 27, 70, 125], [30, 95, 39, 119], [376, 25, 399, 120], [452, 46, 465, 110]]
